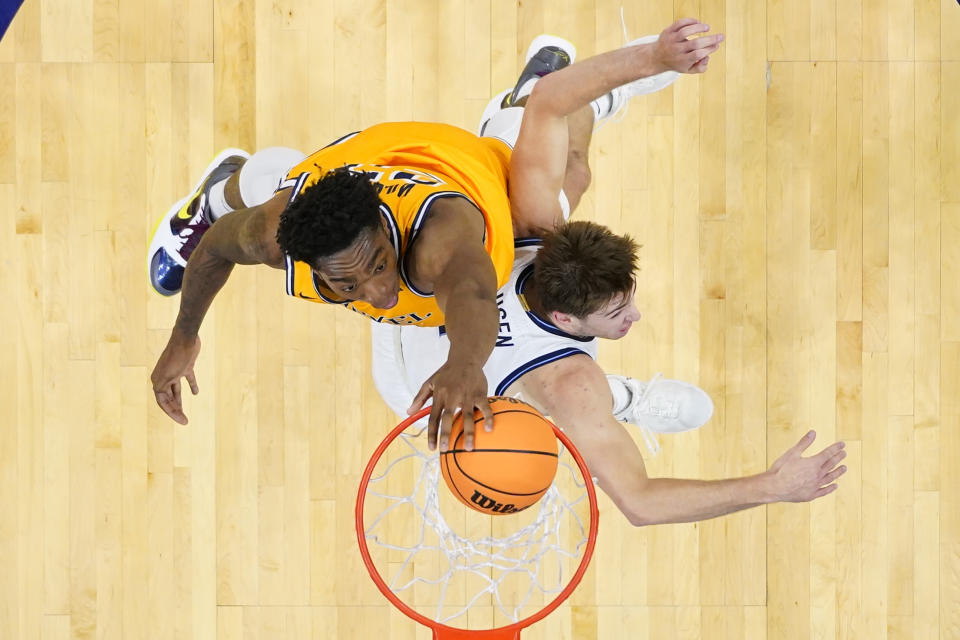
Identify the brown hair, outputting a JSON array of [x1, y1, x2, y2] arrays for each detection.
[[533, 221, 639, 317]]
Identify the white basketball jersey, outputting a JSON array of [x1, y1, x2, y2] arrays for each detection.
[[397, 239, 599, 397]]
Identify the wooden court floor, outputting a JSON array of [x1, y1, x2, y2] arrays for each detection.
[[1, 0, 959, 638]]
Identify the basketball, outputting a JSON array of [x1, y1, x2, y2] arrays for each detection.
[[440, 396, 559, 515]]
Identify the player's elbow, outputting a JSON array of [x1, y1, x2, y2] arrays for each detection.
[[620, 488, 665, 527], [626, 507, 679, 527], [609, 490, 654, 527], [624, 507, 655, 527]]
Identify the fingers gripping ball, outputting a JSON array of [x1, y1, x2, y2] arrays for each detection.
[[440, 397, 559, 515]]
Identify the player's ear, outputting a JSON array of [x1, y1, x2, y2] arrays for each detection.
[[551, 311, 575, 330]]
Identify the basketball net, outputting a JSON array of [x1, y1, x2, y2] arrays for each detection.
[[356, 411, 599, 637]]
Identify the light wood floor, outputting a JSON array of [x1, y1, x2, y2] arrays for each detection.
[[2, 0, 958, 638]]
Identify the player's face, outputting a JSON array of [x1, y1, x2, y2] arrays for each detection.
[[567, 282, 641, 340], [315, 226, 401, 309]]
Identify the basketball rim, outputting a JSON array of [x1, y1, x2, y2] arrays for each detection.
[[355, 406, 600, 639]]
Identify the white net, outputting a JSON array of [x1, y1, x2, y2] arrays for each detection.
[[360, 422, 593, 629]]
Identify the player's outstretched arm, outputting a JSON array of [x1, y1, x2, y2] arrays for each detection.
[[528, 18, 723, 119], [510, 19, 724, 234], [150, 191, 288, 425], [405, 200, 499, 453], [519, 357, 847, 525]]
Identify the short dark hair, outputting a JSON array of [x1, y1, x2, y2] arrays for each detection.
[[534, 221, 639, 317], [276, 167, 383, 265]]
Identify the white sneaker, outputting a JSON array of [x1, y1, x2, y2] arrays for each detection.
[[146, 148, 250, 296], [595, 35, 679, 128], [477, 34, 577, 136], [609, 373, 714, 455]]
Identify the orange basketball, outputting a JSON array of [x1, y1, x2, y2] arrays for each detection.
[[440, 397, 559, 515]]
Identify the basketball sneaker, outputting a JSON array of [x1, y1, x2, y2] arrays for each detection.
[[478, 35, 577, 136], [594, 34, 679, 128], [147, 149, 250, 296], [609, 373, 714, 455]]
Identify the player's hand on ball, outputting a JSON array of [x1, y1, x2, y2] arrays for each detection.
[[408, 360, 494, 452], [653, 18, 724, 75], [150, 332, 201, 425], [764, 431, 847, 502]]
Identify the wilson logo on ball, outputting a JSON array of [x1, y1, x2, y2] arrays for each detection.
[[469, 490, 528, 514]]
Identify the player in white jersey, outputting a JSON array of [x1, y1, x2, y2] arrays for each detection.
[[375, 226, 849, 526], [374, 26, 849, 526], [374, 235, 708, 456]]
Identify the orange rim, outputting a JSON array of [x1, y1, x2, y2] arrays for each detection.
[[355, 407, 599, 639]]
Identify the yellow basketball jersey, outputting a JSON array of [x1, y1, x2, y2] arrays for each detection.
[[281, 122, 514, 327]]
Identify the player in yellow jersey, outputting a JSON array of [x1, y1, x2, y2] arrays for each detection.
[[276, 123, 515, 325], [149, 123, 518, 447]]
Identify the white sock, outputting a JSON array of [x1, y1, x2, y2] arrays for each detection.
[[591, 92, 614, 121], [608, 376, 632, 414], [207, 179, 234, 221]]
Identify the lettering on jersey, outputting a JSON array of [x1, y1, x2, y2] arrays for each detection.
[[346, 303, 432, 326], [495, 292, 514, 347], [341, 164, 445, 200], [469, 490, 525, 515], [372, 182, 416, 198], [389, 169, 444, 185]]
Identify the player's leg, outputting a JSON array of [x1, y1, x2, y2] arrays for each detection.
[[560, 105, 594, 214], [478, 35, 576, 141], [370, 321, 450, 428], [147, 149, 249, 295], [479, 36, 579, 231], [233, 147, 307, 209], [370, 321, 417, 417], [147, 146, 306, 296], [211, 146, 308, 217]]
